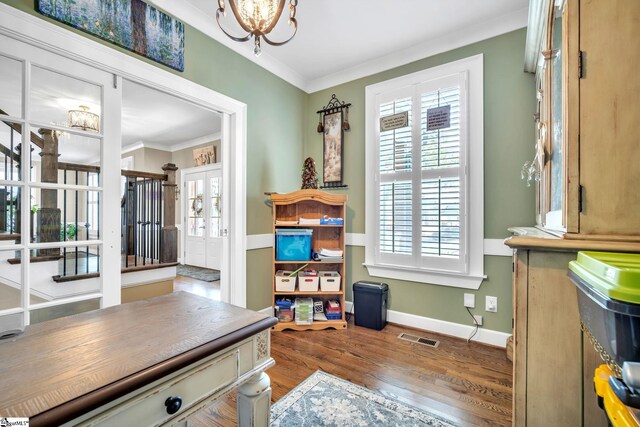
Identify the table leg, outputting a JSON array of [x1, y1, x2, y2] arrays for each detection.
[[237, 372, 271, 427]]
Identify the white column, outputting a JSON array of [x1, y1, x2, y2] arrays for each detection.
[[237, 372, 271, 427]]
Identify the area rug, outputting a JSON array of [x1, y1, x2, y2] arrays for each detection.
[[176, 265, 220, 282], [270, 371, 460, 427]]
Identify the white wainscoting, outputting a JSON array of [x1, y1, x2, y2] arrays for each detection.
[[246, 233, 512, 257]]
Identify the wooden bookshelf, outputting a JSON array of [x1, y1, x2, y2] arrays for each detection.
[[271, 190, 347, 331]]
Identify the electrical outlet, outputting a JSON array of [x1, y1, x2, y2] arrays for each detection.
[[486, 296, 498, 312], [473, 315, 483, 326], [464, 293, 475, 308]]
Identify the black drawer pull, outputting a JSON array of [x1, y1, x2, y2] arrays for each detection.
[[165, 396, 182, 414]]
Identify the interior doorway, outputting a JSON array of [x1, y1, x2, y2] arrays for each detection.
[[183, 165, 223, 270], [0, 3, 248, 309]]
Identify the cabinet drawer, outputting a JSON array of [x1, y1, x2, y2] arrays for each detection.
[[83, 350, 238, 427]]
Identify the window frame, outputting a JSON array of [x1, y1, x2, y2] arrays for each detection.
[[364, 54, 485, 289]]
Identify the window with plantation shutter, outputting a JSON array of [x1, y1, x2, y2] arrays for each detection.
[[364, 55, 485, 289]]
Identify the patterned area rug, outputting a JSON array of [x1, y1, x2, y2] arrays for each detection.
[[176, 265, 220, 282], [270, 371, 460, 427]]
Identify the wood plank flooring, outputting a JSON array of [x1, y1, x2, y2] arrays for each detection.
[[186, 320, 512, 426]]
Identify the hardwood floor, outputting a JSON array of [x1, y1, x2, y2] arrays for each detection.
[[174, 275, 512, 426], [186, 320, 513, 426], [173, 274, 221, 300]]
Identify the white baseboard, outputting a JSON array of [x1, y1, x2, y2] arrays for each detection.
[[261, 302, 507, 347], [345, 301, 508, 347]]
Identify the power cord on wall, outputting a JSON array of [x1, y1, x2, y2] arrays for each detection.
[[465, 306, 479, 343]]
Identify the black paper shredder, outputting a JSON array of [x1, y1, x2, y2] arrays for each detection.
[[353, 281, 389, 330]]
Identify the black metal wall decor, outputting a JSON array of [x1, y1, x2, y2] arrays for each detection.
[[317, 94, 351, 189]]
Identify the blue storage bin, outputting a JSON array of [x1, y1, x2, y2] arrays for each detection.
[[276, 229, 313, 261]]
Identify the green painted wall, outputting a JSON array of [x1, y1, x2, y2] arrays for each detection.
[[3, 0, 537, 328], [304, 29, 536, 333], [0, 0, 306, 237]]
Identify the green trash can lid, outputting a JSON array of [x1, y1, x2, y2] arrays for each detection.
[[568, 251, 640, 304]]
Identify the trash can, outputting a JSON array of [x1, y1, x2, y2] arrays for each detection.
[[353, 281, 388, 330]]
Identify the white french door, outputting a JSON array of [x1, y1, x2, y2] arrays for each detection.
[[0, 33, 121, 332], [183, 165, 223, 270]]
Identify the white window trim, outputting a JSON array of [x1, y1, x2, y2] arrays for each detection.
[[364, 54, 485, 290]]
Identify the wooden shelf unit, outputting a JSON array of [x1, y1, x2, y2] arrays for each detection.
[[270, 190, 347, 331]]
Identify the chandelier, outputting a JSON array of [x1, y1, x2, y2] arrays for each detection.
[[68, 105, 99, 133], [216, 0, 298, 56]]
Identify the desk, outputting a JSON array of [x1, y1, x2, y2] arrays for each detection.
[[0, 292, 278, 426]]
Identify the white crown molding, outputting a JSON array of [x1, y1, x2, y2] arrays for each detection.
[[168, 132, 222, 152], [121, 141, 145, 154], [2, 1, 528, 95], [149, 0, 307, 91], [120, 132, 221, 154], [306, 7, 528, 93]]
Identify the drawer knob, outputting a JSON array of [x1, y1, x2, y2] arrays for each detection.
[[165, 396, 182, 415]]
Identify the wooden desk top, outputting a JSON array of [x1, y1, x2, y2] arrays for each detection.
[[0, 292, 277, 426]]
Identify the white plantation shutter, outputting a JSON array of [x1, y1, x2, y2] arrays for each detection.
[[374, 73, 467, 273], [365, 55, 483, 288]]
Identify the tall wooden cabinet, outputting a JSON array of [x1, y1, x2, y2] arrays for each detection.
[[508, 233, 610, 426], [512, 1, 640, 424], [270, 190, 347, 332], [527, 0, 640, 238]]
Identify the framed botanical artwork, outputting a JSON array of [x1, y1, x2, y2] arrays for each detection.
[[36, 0, 185, 71], [323, 111, 343, 184]]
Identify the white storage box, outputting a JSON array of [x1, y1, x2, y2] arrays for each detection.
[[275, 270, 296, 292], [297, 272, 319, 292], [319, 271, 341, 292]]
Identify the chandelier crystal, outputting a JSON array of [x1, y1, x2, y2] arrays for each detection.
[[216, 0, 298, 56], [68, 105, 100, 133]]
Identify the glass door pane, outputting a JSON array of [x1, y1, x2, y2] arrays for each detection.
[[210, 176, 221, 238], [0, 54, 24, 119], [187, 178, 204, 237]]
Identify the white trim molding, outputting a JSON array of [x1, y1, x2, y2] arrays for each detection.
[[121, 132, 222, 154], [483, 239, 513, 257], [121, 266, 177, 288], [246, 234, 274, 251], [344, 301, 510, 348], [307, 7, 527, 93], [246, 233, 513, 259]]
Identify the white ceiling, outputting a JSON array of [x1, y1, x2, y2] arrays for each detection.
[[166, 0, 530, 93], [121, 79, 221, 149]]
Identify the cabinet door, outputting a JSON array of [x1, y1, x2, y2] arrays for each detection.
[[578, 0, 640, 236], [526, 251, 582, 426]]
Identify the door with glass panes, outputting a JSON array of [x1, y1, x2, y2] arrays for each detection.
[[184, 166, 222, 270], [0, 33, 121, 335]]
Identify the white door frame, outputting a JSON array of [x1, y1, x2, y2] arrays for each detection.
[[0, 4, 247, 308]]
